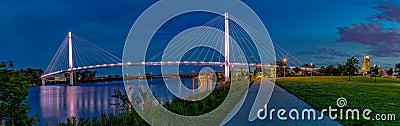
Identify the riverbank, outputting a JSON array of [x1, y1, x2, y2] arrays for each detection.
[[58, 81, 232, 125]]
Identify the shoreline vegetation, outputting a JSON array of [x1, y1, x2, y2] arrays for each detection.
[[58, 81, 232, 126], [0, 61, 39, 125]]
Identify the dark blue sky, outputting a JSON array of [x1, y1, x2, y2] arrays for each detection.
[[1, 0, 399, 70]]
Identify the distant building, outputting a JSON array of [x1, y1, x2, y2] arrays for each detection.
[[362, 56, 370, 72], [54, 76, 66, 81]]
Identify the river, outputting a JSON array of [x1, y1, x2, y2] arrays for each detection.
[[28, 78, 209, 125]]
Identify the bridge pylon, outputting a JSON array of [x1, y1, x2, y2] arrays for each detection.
[[224, 12, 230, 82], [68, 31, 74, 86]]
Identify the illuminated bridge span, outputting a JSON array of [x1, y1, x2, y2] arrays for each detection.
[[41, 12, 303, 86], [41, 61, 277, 78]]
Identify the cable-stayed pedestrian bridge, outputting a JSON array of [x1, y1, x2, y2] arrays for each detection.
[[41, 12, 306, 85]]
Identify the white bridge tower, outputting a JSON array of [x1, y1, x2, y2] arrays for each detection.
[[68, 31, 74, 86], [224, 12, 230, 82]]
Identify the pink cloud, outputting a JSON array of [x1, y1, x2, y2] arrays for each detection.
[[336, 2, 400, 57], [373, 4, 400, 22]]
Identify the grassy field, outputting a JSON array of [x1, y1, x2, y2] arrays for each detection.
[[275, 76, 400, 125]]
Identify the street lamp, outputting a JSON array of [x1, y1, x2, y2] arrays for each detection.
[[393, 69, 395, 77], [310, 62, 313, 77], [283, 58, 288, 78]]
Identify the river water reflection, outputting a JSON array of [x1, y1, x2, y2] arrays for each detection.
[[28, 78, 210, 125]]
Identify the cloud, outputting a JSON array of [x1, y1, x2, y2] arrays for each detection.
[[296, 48, 358, 57], [336, 1, 400, 57], [314, 55, 336, 60], [371, 1, 400, 22]]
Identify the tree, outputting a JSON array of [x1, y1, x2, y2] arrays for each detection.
[[79, 70, 97, 83], [275, 62, 288, 77], [338, 65, 346, 76], [319, 66, 326, 76], [7, 60, 13, 68], [300, 64, 316, 76], [90, 70, 97, 80], [387, 68, 394, 76], [114, 75, 121, 79], [301, 64, 315, 68], [64, 72, 70, 82], [326, 65, 335, 76], [75, 71, 81, 82], [372, 65, 379, 82], [396, 63, 400, 72], [23, 68, 42, 85], [0, 61, 38, 125], [344, 57, 359, 81]]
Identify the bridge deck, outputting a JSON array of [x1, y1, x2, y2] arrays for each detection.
[[41, 62, 276, 78]]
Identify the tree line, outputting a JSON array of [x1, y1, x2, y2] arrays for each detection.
[[277, 57, 400, 80], [0, 61, 38, 125]]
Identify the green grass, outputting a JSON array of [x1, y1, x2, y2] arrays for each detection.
[[275, 76, 400, 125], [164, 83, 230, 116], [58, 111, 149, 126]]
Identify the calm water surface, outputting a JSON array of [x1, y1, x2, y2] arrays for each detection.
[[28, 78, 205, 125]]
